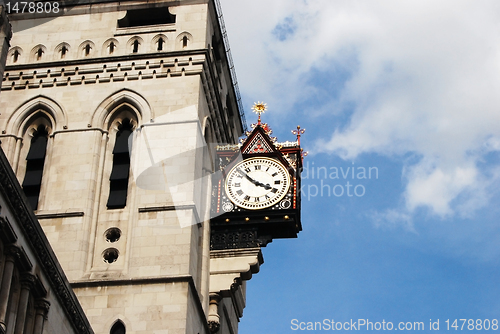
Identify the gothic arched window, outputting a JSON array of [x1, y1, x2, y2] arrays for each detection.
[[107, 119, 133, 209], [22, 125, 49, 210], [110, 320, 126, 334]]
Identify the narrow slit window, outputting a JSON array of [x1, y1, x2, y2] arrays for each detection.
[[84, 44, 91, 56], [60, 46, 68, 58], [182, 36, 188, 48], [22, 125, 49, 210], [109, 42, 115, 54], [157, 38, 164, 51], [13, 49, 20, 63], [132, 40, 139, 53], [36, 48, 43, 60], [107, 119, 133, 209]]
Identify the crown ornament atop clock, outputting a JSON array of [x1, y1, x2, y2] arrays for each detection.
[[210, 102, 305, 250]]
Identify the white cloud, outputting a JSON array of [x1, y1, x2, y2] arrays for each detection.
[[221, 0, 500, 218]]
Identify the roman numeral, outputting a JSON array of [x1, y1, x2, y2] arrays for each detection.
[[245, 168, 251, 173], [274, 180, 281, 184], [236, 190, 243, 196], [272, 172, 278, 177], [254, 197, 260, 202], [271, 188, 278, 193], [234, 183, 241, 187], [244, 195, 250, 201], [255, 165, 261, 170]]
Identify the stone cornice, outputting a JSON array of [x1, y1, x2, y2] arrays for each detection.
[[3, 51, 207, 91], [0, 147, 94, 334]]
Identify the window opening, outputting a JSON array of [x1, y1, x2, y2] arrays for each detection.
[[110, 320, 126, 334], [105, 228, 121, 243], [118, 7, 175, 28], [84, 44, 91, 56], [36, 48, 43, 60], [109, 42, 115, 54], [132, 40, 139, 53], [107, 119, 133, 209], [157, 37, 164, 51], [13, 49, 20, 63], [60, 46, 67, 58], [22, 125, 49, 210], [103, 248, 119, 264], [182, 36, 188, 48]]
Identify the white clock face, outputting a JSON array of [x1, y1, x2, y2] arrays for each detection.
[[225, 157, 290, 210]]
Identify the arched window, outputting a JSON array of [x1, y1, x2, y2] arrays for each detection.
[[110, 320, 126, 334], [182, 35, 188, 48], [107, 119, 133, 209], [22, 125, 49, 210]]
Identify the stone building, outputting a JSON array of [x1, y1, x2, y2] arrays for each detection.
[[0, 1, 302, 333], [0, 5, 93, 334], [0, 0, 249, 333]]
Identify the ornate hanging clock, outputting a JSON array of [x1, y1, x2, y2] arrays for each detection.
[[225, 157, 290, 210], [210, 102, 305, 250]]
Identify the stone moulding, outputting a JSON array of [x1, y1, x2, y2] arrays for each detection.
[[2, 50, 207, 91]]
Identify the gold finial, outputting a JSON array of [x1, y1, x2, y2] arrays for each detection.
[[301, 148, 309, 160], [252, 102, 267, 125], [292, 125, 305, 145]]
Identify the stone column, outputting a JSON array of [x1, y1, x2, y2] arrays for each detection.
[[207, 293, 221, 334], [32, 300, 50, 334], [0, 247, 18, 333], [14, 274, 35, 334]]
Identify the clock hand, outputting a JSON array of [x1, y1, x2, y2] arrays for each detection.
[[239, 169, 260, 185], [254, 181, 271, 190], [238, 169, 272, 190]]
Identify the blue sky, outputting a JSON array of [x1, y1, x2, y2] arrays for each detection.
[[219, 0, 500, 332]]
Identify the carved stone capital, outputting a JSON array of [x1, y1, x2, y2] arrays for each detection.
[[20, 273, 36, 290], [34, 299, 50, 319], [208, 320, 220, 334], [4, 244, 20, 260], [4, 245, 32, 271], [207, 293, 221, 333], [0, 217, 17, 244]]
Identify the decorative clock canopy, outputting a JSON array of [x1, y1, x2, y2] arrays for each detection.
[[210, 102, 305, 250]]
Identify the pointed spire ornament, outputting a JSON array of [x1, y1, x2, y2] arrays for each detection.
[[292, 125, 305, 146], [252, 101, 267, 125]]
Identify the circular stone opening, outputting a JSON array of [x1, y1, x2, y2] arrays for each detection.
[[102, 248, 119, 264], [105, 227, 121, 243]]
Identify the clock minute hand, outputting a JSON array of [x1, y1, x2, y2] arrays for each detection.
[[239, 169, 259, 185], [239, 169, 272, 190]]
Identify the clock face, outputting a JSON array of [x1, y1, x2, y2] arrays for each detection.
[[225, 157, 290, 210]]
